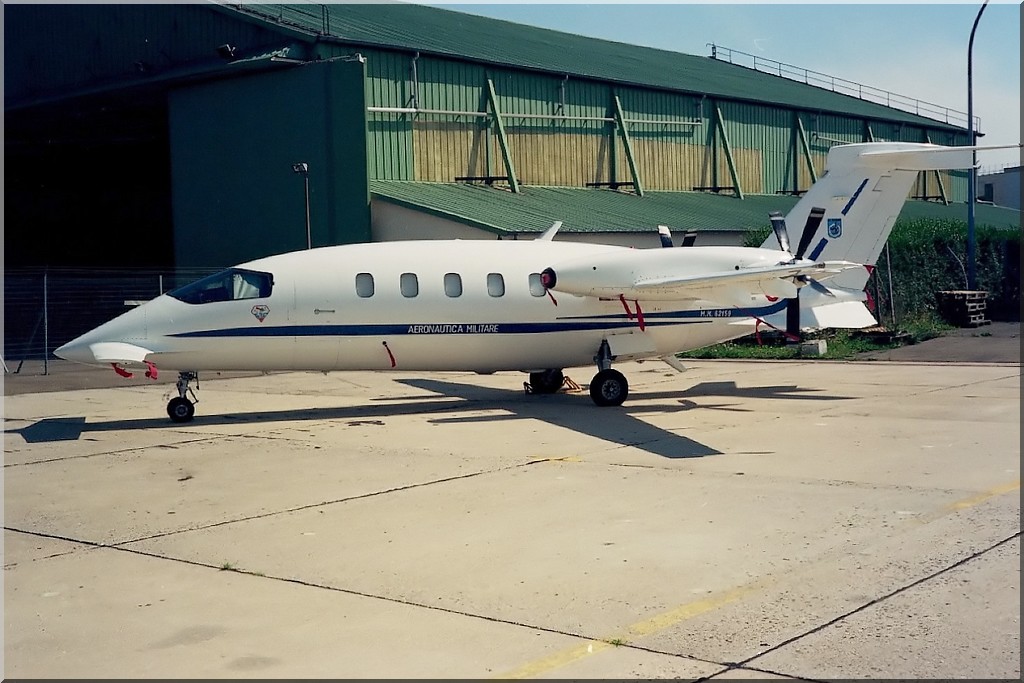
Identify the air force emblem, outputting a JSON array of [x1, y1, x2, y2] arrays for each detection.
[[251, 305, 270, 323], [827, 218, 843, 239]]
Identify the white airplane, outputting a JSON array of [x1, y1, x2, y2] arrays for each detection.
[[55, 142, 1016, 422]]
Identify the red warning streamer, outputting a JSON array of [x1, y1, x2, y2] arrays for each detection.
[[112, 363, 133, 378], [382, 341, 397, 368], [619, 294, 646, 331]]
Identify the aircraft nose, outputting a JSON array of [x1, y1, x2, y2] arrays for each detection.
[[54, 338, 97, 365]]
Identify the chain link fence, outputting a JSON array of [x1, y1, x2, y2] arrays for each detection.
[[3, 267, 219, 374]]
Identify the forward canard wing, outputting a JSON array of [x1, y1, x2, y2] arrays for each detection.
[[87, 341, 155, 364], [54, 339, 160, 379]]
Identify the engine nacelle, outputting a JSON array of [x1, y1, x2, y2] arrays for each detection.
[[541, 246, 791, 301]]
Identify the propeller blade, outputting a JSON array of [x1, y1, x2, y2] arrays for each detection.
[[800, 275, 836, 298], [657, 225, 674, 248], [786, 294, 801, 340], [794, 207, 826, 260], [769, 211, 790, 254], [680, 231, 697, 247]]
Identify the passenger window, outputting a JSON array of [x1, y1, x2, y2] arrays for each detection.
[[528, 273, 546, 297], [444, 273, 462, 298], [355, 273, 374, 298], [400, 272, 419, 298], [487, 273, 505, 297]]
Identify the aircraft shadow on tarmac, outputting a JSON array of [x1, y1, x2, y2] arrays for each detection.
[[5, 378, 853, 459]]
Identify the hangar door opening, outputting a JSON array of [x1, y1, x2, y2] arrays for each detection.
[[5, 93, 174, 269]]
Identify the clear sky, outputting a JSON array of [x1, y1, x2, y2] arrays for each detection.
[[414, 1, 1021, 171]]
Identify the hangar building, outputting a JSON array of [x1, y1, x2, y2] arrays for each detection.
[[5, 3, 1018, 270]]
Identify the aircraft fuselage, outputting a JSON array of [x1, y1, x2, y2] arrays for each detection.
[[58, 240, 782, 375]]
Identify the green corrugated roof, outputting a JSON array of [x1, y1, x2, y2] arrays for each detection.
[[370, 180, 1020, 236], [223, 3, 962, 132]]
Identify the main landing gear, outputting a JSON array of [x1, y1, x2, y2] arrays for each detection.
[[167, 371, 199, 423], [525, 342, 629, 407], [528, 369, 565, 394], [589, 340, 628, 407]]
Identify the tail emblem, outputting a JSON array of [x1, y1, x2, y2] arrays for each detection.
[[827, 218, 843, 239]]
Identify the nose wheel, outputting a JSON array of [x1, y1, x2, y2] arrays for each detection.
[[588, 340, 628, 407], [167, 371, 199, 423]]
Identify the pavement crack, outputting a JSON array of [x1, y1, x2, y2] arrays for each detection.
[[2, 436, 223, 468], [730, 531, 1022, 670], [113, 464, 531, 546]]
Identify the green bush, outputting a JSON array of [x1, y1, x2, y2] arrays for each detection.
[[879, 219, 1019, 323]]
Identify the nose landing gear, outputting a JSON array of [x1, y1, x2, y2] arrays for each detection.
[[589, 340, 628, 407], [167, 371, 199, 423]]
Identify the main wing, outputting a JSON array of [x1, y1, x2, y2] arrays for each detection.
[[633, 261, 860, 306], [540, 247, 862, 308]]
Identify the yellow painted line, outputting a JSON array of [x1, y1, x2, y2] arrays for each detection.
[[945, 479, 1020, 511], [493, 580, 768, 680], [623, 582, 763, 638], [906, 478, 1020, 527], [493, 640, 615, 680], [495, 478, 1020, 679]]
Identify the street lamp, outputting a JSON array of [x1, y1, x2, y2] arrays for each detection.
[[966, 0, 989, 291], [292, 162, 311, 249]]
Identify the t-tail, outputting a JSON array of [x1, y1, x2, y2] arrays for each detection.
[[758, 141, 1020, 331], [762, 142, 1018, 288]]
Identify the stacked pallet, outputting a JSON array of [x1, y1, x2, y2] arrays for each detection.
[[937, 290, 990, 327]]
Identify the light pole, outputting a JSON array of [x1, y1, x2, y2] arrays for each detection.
[[292, 162, 311, 249], [966, 0, 989, 291]]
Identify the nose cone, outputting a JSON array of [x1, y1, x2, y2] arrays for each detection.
[[54, 337, 100, 366], [53, 299, 155, 368]]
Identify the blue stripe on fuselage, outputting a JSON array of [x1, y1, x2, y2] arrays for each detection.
[[168, 302, 790, 339]]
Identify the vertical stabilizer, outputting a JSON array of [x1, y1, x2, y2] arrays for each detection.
[[760, 142, 1018, 290]]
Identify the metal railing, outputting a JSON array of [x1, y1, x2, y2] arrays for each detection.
[[3, 267, 219, 373], [708, 43, 979, 132]]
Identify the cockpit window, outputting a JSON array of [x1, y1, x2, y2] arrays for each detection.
[[168, 268, 274, 305]]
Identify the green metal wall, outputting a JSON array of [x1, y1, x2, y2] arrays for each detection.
[[169, 58, 369, 268], [2, 3, 975, 274], [357, 51, 970, 202]]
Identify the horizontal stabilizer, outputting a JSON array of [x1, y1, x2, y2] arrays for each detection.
[[858, 143, 1022, 171]]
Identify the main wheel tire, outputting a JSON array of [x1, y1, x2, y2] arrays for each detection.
[[167, 397, 196, 423], [589, 369, 628, 407], [529, 369, 564, 394]]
